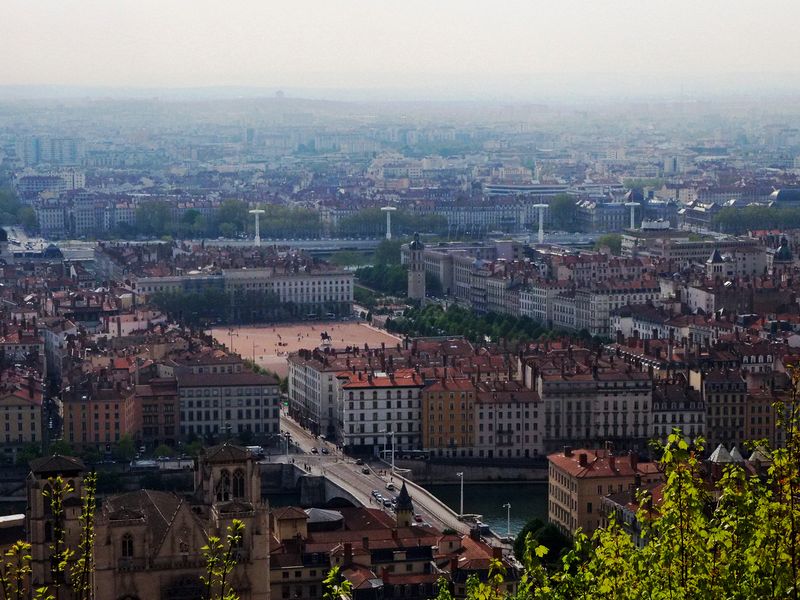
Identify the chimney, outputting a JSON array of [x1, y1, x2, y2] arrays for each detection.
[[578, 453, 588, 467], [344, 542, 353, 565], [362, 536, 369, 550], [492, 546, 503, 560], [609, 454, 616, 470], [629, 451, 638, 471], [564, 446, 573, 457]]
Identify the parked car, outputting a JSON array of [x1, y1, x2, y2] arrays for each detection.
[[385, 482, 395, 491], [310, 447, 318, 454], [362, 467, 370, 474], [321, 447, 329, 455], [355, 458, 364, 465], [414, 514, 423, 522]]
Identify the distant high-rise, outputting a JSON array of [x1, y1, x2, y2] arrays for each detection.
[[15, 136, 84, 166], [407, 233, 426, 301]]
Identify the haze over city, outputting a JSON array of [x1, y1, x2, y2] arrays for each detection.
[[2, 0, 800, 101], [4, 2, 800, 599]]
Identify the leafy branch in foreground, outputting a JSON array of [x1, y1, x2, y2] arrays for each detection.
[[323, 565, 352, 600], [424, 369, 800, 600], [201, 519, 245, 600]]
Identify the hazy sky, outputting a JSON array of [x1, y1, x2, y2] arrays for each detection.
[[3, 0, 800, 98]]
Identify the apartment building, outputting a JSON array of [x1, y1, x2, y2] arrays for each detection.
[[548, 447, 661, 537], [339, 370, 426, 455], [62, 380, 135, 448], [421, 378, 476, 458], [651, 378, 705, 442], [689, 368, 747, 449], [0, 376, 43, 461], [474, 380, 543, 459], [519, 280, 572, 327], [134, 377, 179, 450], [177, 370, 281, 442]]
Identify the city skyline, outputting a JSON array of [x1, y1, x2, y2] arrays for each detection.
[[2, 0, 800, 101]]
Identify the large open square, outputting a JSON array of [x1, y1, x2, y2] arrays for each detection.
[[209, 321, 402, 378]]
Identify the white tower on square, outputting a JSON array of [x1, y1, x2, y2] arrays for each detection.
[[381, 206, 397, 240], [249, 209, 265, 246], [533, 204, 548, 244]]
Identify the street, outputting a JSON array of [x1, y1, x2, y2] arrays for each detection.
[[277, 411, 468, 534]]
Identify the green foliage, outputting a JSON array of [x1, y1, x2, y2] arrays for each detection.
[[330, 250, 367, 267], [70, 471, 97, 600], [373, 238, 404, 265], [713, 204, 800, 234], [425, 404, 800, 600], [136, 200, 172, 237], [388, 304, 548, 346], [153, 444, 176, 458], [201, 519, 245, 600], [48, 439, 74, 456], [323, 565, 352, 600], [151, 287, 310, 326], [594, 233, 622, 255], [18, 206, 38, 230], [16, 442, 42, 466], [113, 434, 136, 462], [549, 194, 577, 232], [0, 540, 32, 600], [115, 199, 322, 240], [355, 264, 408, 297], [353, 286, 379, 309], [0, 189, 33, 228], [337, 209, 447, 238]]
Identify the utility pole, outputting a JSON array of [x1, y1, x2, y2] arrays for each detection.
[[503, 502, 511, 539]]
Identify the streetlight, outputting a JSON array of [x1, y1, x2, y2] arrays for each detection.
[[457, 472, 464, 517], [503, 502, 511, 540], [379, 429, 396, 474]]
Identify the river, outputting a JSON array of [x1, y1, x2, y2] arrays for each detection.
[[423, 482, 548, 537]]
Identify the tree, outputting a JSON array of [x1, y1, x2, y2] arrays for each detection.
[[323, 565, 352, 600], [595, 233, 622, 255], [373, 239, 404, 265], [428, 400, 800, 600], [18, 206, 38, 231], [136, 200, 172, 237], [113, 434, 136, 462], [549, 194, 577, 232], [48, 439, 74, 456], [201, 519, 245, 600], [16, 442, 42, 466], [218, 222, 236, 239], [215, 200, 250, 236], [153, 444, 176, 458]]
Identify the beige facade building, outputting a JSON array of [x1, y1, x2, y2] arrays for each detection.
[[0, 376, 43, 462], [548, 447, 661, 537]]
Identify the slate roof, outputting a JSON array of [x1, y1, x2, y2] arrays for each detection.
[[105, 489, 182, 552], [203, 442, 251, 463], [395, 482, 414, 513], [708, 444, 733, 463], [29, 455, 85, 475]]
